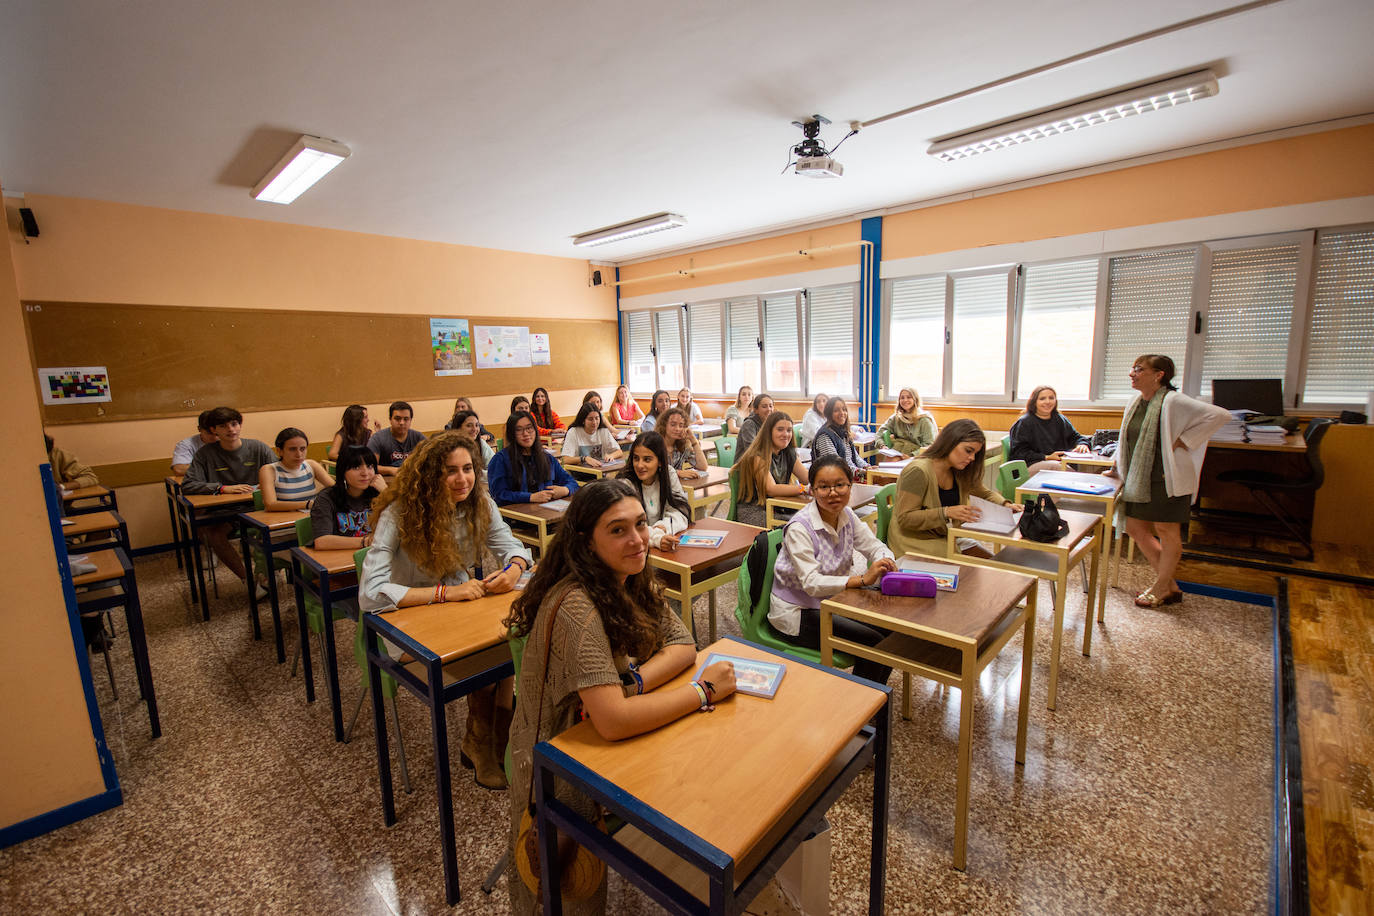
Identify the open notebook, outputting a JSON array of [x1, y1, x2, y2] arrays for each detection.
[[958, 496, 1018, 535]]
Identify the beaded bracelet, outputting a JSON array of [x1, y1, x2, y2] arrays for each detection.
[[691, 680, 714, 712], [627, 662, 644, 696]]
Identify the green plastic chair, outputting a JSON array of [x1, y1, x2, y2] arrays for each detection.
[[726, 465, 740, 522], [719, 421, 729, 438], [348, 547, 412, 790], [793, 427, 804, 448], [1001, 436, 1012, 461], [715, 435, 737, 469], [997, 460, 1030, 501], [874, 483, 897, 543], [247, 490, 293, 592], [880, 429, 894, 449], [734, 529, 855, 669]]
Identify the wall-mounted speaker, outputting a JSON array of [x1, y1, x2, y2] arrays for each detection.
[[591, 269, 602, 286], [19, 207, 39, 238]]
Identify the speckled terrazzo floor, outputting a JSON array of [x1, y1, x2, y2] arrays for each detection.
[[0, 546, 1274, 915]]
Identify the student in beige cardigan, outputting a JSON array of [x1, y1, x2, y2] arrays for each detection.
[[887, 419, 1021, 560]]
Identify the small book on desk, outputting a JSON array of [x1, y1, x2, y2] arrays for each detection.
[[694, 652, 786, 699], [677, 529, 727, 549], [896, 557, 960, 590], [1039, 478, 1115, 495], [542, 498, 571, 511], [959, 496, 1018, 535]]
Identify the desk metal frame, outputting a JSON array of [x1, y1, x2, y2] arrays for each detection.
[[63, 510, 130, 556], [73, 547, 161, 739], [176, 493, 254, 621], [499, 503, 564, 556], [289, 546, 358, 742], [238, 511, 301, 664], [62, 485, 117, 516], [534, 636, 890, 915]]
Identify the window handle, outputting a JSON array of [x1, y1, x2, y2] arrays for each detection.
[[1194, 311, 1202, 334], [945, 327, 951, 345]]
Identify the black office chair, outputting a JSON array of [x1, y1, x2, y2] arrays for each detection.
[[1215, 418, 1334, 561]]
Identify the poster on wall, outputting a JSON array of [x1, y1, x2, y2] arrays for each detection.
[[39, 366, 112, 405], [429, 318, 473, 376], [531, 333, 551, 366], [474, 325, 532, 369]]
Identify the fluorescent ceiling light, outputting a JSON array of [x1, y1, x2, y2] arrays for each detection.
[[573, 212, 687, 247], [928, 70, 1220, 162], [251, 134, 351, 204]]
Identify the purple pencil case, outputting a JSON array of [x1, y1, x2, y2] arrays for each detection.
[[880, 572, 938, 598]]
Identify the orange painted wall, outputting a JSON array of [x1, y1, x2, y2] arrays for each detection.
[[0, 187, 107, 832], [883, 124, 1374, 260], [616, 221, 862, 298]]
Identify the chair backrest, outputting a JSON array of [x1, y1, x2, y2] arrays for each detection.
[[875, 483, 897, 543], [720, 421, 729, 438], [726, 465, 740, 522], [997, 460, 1030, 501], [715, 435, 737, 468], [735, 529, 785, 640], [253, 489, 264, 511], [880, 429, 893, 449], [295, 516, 313, 547], [1001, 436, 1012, 461], [793, 426, 803, 448], [1302, 418, 1335, 488]]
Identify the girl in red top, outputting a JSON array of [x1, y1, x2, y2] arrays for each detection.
[[529, 386, 564, 435]]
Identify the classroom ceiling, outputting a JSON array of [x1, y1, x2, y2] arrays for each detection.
[[2, 0, 1372, 264]]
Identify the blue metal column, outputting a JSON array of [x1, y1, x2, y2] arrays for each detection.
[[860, 217, 883, 425], [614, 267, 624, 385]]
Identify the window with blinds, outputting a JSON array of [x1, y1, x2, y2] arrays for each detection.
[[1303, 227, 1374, 405], [763, 292, 803, 393], [1200, 242, 1300, 400], [807, 283, 857, 397], [624, 310, 655, 391], [725, 297, 761, 391], [687, 302, 724, 394], [951, 271, 1011, 395], [1017, 259, 1098, 401], [654, 309, 684, 391], [1100, 248, 1197, 401], [887, 275, 946, 399]]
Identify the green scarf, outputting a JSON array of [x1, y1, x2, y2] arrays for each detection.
[[1121, 388, 1168, 503]]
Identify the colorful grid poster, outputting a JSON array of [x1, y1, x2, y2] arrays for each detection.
[[430, 318, 472, 376], [474, 325, 532, 369], [40, 366, 112, 405]]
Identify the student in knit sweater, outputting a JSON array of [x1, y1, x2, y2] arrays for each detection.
[[1008, 385, 1091, 474]]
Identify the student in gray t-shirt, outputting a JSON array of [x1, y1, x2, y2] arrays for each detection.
[[182, 406, 276, 594], [368, 400, 427, 476]]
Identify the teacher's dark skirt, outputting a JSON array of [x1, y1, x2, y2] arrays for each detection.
[[1123, 478, 1191, 524]]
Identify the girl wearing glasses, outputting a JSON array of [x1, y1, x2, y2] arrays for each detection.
[[769, 455, 896, 685], [487, 410, 579, 506]]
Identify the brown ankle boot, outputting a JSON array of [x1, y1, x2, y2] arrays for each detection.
[[492, 703, 513, 778], [465, 689, 507, 790], [459, 690, 485, 772]]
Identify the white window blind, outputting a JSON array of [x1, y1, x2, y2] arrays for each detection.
[[764, 293, 802, 392], [1304, 228, 1374, 404], [1018, 259, 1098, 400], [951, 272, 1010, 395], [654, 309, 684, 390], [1201, 243, 1300, 400], [725, 297, 761, 391], [887, 275, 946, 399], [1101, 248, 1197, 401], [624, 311, 654, 391], [807, 284, 857, 397], [687, 302, 724, 394]]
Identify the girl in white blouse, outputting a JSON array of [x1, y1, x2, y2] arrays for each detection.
[[617, 432, 690, 551]]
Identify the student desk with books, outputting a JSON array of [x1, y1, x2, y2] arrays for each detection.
[[947, 508, 1103, 710], [176, 491, 255, 620], [238, 508, 310, 664], [765, 483, 882, 529], [865, 458, 912, 487], [499, 501, 568, 556], [61, 484, 117, 515], [70, 546, 160, 739], [1015, 470, 1122, 609], [534, 636, 891, 915], [820, 564, 1036, 870], [649, 519, 762, 643], [289, 545, 360, 742], [562, 457, 627, 480], [680, 465, 732, 520], [364, 590, 518, 906]]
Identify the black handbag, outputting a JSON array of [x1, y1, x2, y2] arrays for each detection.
[[1018, 493, 1069, 542]]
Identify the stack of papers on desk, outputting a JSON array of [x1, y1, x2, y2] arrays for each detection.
[[852, 429, 877, 444], [68, 554, 98, 576], [959, 496, 1018, 534], [1213, 421, 1289, 445]]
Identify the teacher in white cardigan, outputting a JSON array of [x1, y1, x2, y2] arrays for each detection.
[[1105, 354, 1230, 609]]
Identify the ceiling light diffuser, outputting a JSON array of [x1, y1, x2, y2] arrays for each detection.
[[251, 135, 351, 204], [573, 212, 688, 247], [928, 70, 1220, 162]]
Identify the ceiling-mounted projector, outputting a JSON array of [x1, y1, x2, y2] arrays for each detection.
[[795, 155, 843, 178], [787, 115, 846, 178]]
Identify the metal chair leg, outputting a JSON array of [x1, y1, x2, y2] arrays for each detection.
[[482, 850, 511, 895], [389, 697, 413, 794], [345, 687, 367, 742]]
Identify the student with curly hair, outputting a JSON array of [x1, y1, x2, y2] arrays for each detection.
[[359, 431, 532, 789], [503, 479, 737, 914]]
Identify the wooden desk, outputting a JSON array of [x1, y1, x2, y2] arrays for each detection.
[[364, 591, 518, 906], [289, 545, 360, 742], [238, 508, 309, 663], [61, 510, 129, 554], [821, 565, 1036, 870], [1016, 471, 1123, 611], [563, 457, 627, 480], [1061, 452, 1115, 470], [765, 483, 881, 529], [61, 484, 116, 515], [1209, 432, 1306, 453], [177, 491, 255, 621], [70, 546, 160, 739], [535, 637, 890, 914], [499, 502, 567, 556], [649, 519, 761, 642], [948, 508, 1103, 709], [681, 465, 732, 520], [865, 460, 912, 486]]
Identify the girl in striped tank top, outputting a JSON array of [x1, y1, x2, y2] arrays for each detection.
[[260, 427, 334, 510]]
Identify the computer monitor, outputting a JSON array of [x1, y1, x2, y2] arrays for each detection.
[[1211, 378, 1285, 416]]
